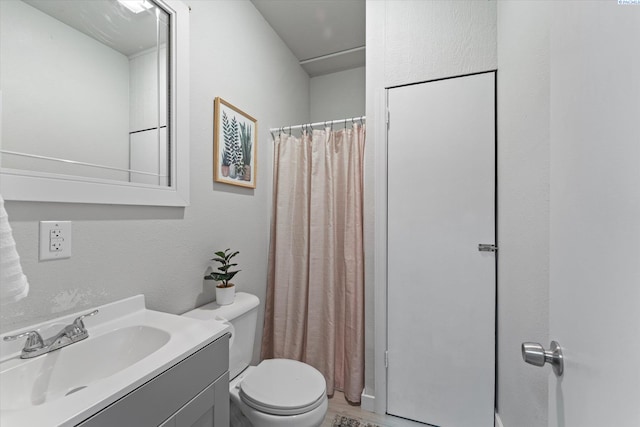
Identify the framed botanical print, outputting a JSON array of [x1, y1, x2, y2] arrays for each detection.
[[213, 97, 257, 188]]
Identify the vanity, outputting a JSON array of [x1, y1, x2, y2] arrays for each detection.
[[78, 338, 229, 427], [0, 296, 230, 427]]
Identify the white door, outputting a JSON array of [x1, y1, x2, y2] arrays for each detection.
[[387, 72, 496, 427], [547, 3, 640, 426]]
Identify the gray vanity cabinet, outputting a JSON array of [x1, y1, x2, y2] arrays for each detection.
[[77, 334, 229, 427], [159, 372, 229, 427]]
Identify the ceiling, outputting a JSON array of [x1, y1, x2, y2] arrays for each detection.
[[251, 0, 365, 77], [24, 0, 165, 57], [25, 0, 365, 75]]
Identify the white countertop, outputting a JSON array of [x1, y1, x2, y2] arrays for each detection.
[[0, 295, 229, 427]]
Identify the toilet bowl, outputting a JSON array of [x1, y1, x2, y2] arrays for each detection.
[[230, 361, 328, 427], [183, 292, 328, 427]]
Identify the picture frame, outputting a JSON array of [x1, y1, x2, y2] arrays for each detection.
[[213, 97, 257, 188]]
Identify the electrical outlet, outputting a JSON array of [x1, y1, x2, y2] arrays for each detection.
[[40, 221, 72, 260], [50, 239, 63, 252]]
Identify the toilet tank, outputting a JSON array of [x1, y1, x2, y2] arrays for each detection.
[[183, 292, 260, 380]]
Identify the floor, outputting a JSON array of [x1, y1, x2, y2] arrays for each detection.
[[322, 391, 426, 427]]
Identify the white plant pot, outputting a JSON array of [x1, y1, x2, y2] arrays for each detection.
[[216, 285, 235, 305]]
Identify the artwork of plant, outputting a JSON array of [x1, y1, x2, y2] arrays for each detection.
[[233, 123, 244, 177], [222, 111, 245, 176], [240, 122, 252, 167], [214, 97, 256, 188], [221, 111, 232, 167], [232, 117, 242, 168]]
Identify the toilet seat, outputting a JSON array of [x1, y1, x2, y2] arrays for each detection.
[[239, 359, 326, 416]]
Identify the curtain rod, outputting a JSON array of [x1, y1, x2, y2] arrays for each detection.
[[269, 116, 365, 135], [299, 46, 365, 65]]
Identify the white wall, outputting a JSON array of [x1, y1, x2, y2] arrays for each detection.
[[0, 0, 130, 182], [365, 0, 497, 412], [1, 0, 310, 365], [383, 0, 497, 87], [310, 67, 365, 123], [496, 2, 550, 426]]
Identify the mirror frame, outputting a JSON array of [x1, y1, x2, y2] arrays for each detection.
[[0, 0, 190, 207]]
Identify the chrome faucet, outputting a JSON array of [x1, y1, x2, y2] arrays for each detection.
[[3, 310, 99, 359]]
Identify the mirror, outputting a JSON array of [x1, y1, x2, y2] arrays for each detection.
[[0, 0, 190, 206]]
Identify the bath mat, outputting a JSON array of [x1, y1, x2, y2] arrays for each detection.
[[332, 414, 382, 427]]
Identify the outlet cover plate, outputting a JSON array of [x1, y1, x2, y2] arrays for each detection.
[[39, 221, 72, 260]]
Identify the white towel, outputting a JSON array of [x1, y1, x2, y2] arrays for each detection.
[[0, 194, 29, 305]]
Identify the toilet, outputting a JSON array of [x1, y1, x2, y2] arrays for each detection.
[[183, 292, 328, 427]]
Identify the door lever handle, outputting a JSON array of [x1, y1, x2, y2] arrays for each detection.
[[521, 341, 564, 376]]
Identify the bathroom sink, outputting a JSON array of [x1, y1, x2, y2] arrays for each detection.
[[0, 295, 230, 427], [1, 325, 170, 411]]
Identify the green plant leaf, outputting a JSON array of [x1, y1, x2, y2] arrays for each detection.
[[222, 113, 233, 166], [207, 272, 227, 281], [207, 248, 240, 286]]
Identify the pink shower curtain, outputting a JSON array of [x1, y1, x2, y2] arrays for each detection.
[[261, 124, 365, 403]]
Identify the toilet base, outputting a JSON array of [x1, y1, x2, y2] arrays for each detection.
[[230, 399, 253, 427], [229, 367, 328, 427]]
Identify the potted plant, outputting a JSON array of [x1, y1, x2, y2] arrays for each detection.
[[204, 248, 240, 305]]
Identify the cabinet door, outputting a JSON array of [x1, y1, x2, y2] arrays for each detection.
[[174, 372, 229, 427]]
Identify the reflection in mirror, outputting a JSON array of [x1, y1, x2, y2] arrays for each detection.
[[0, 0, 171, 187]]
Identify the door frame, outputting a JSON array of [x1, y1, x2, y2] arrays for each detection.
[[372, 70, 498, 421]]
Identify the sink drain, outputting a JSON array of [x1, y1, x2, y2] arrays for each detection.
[[65, 386, 87, 396]]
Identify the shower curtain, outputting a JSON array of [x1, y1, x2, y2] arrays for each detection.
[[261, 124, 365, 403]]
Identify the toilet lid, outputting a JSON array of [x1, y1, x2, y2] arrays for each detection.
[[239, 359, 327, 416]]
